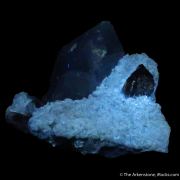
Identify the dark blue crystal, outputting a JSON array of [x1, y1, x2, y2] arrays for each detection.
[[45, 21, 124, 101]]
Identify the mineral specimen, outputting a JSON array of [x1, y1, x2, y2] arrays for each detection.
[[6, 22, 170, 157]]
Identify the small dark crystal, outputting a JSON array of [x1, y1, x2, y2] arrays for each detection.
[[122, 64, 155, 97]]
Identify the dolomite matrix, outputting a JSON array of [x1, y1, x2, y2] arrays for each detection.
[[6, 21, 170, 157]]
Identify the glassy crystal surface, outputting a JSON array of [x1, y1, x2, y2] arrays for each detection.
[[122, 64, 155, 97], [45, 21, 124, 101]]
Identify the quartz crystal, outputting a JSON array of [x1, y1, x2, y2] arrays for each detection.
[[44, 21, 124, 101], [122, 64, 155, 97], [6, 22, 170, 157]]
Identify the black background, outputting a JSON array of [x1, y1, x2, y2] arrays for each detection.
[[0, 1, 179, 178]]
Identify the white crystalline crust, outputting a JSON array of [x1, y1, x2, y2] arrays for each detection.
[[92, 53, 159, 98], [8, 53, 171, 153], [6, 92, 36, 117]]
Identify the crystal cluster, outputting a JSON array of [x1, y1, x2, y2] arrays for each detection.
[[6, 21, 170, 157]]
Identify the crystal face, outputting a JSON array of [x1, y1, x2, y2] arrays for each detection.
[[122, 64, 155, 97], [5, 21, 170, 158], [44, 21, 124, 101]]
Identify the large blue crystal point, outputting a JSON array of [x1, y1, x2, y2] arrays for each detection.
[[45, 21, 124, 101]]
